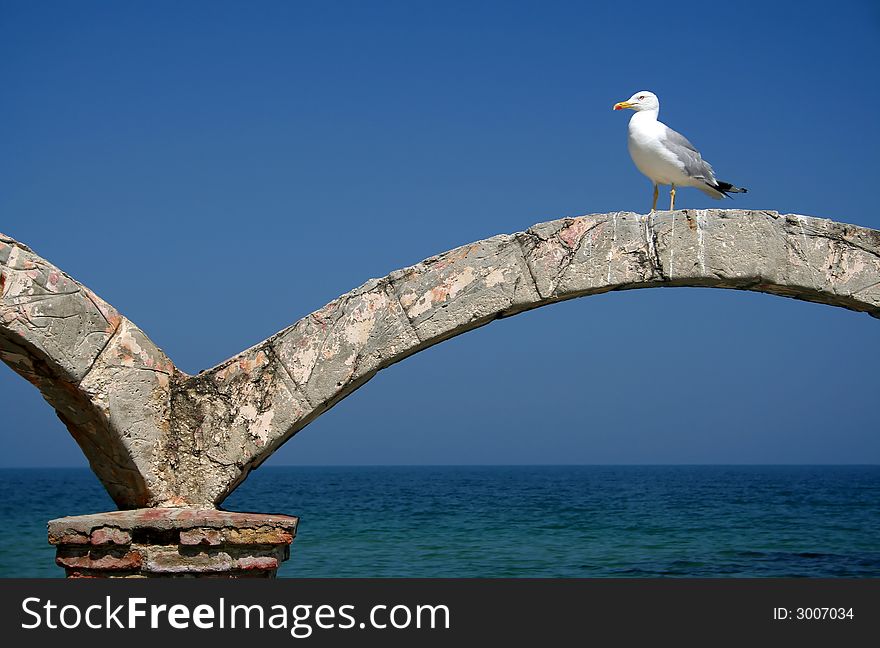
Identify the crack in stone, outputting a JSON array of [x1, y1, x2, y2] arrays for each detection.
[[607, 212, 619, 284], [853, 277, 880, 297], [6, 290, 83, 305], [795, 226, 880, 263], [793, 216, 821, 291], [384, 283, 422, 345], [267, 341, 316, 410], [644, 212, 669, 281], [79, 285, 119, 330], [514, 234, 544, 298], [287, 303, 347, 388], [104, 364, 172, 375], [386, 277, 422, 340], [549, 220, 602, 296], [78, 320, 123, 387]]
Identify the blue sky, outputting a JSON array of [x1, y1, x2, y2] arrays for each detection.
[[1, 0, 878, 468]]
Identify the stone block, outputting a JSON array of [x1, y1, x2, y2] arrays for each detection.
[[388, 234, 540, 343], [0, 239, 120, 383], [274, 280, 420, 407], [48, 509, 298, 578], [56, 548, 142, 571], [90, 527, 132, 545], [179, 528, 224, 546]]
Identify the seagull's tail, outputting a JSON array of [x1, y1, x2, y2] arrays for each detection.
[[714, 181, 748, 198]]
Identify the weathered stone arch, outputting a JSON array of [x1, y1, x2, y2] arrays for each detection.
[[2, 210, 879, 509]]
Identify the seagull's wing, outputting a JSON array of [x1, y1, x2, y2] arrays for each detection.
[[660, 125, 718, 185]]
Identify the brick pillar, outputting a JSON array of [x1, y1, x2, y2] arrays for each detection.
[[48, 509, 298, 578]]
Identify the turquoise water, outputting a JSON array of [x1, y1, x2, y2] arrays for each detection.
[[1, 466, 878, 578]]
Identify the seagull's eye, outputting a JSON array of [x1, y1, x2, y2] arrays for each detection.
[[638, 95, 645, 100]]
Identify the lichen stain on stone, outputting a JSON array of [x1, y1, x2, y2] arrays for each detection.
[[239, 404, 259, 420], [114, 323, 173, 373], [106, 313, 122, 335], [839, 251, 868, 278], [213, 349, 269, 382], [154, 372, 170, 393], [287, 338, 320, 384], [240, 350, 268, 375], [406, 265, 478, 319], [558, 218, 592, 249], [484, 266, 507, 288], [341, 293, 384, 347], [430, 243, 477, 272], [248, 410, 274, 447], [80, 286, 122, 332]]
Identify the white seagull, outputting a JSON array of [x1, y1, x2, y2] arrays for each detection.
[[613, 90, 747, 212]]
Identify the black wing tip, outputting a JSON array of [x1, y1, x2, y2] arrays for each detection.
[[715, 181, 747, 197]]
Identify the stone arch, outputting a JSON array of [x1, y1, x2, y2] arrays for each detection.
[[2, 210, 879, 508]]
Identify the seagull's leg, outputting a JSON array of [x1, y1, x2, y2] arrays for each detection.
[[670, 184, 676, 211], [652, 184, 658, 213]]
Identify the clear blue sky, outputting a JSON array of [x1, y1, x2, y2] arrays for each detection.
[[1, 0, 878, 468]]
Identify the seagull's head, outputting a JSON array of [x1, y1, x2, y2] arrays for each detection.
[[613, 91, 659, 112]]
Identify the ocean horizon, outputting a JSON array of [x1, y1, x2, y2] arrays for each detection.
[[1, 464, 878, 578]]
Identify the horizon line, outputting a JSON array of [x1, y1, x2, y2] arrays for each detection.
[[2, 462, 878, 470]]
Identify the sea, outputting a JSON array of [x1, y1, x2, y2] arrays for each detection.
[[1, 465, 878, 578]]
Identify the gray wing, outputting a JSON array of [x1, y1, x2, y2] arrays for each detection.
[[661, 125, 717, 184]]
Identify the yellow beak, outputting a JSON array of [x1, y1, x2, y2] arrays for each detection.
[[613, 101, 633, 111]]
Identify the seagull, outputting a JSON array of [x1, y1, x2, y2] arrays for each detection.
[[613, 90, 747, 212]]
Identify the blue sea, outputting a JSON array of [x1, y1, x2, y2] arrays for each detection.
[[1, 465, 878, 578]]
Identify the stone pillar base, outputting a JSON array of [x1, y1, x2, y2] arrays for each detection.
[[48, 509, 299, 578]]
